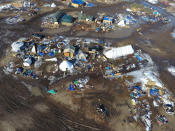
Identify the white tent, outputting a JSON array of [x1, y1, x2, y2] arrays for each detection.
[[11, 41, 24, 52], [59, 60, 73, 72], [103, 45, 134, 59], [51, 3, 56, 8], [23, 58, 32, 67], [146, 0, 158, 4], [118, 20, 125, 27], [31, 45, 36, 54]]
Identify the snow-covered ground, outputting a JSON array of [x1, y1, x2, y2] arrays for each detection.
[[127, 53, 163, 90], [167, 66, 175, 77]]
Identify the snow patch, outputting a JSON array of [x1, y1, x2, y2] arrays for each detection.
[[167, 66, 175, 77]]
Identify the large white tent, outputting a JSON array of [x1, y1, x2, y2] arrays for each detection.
[[59, 60, 73, 72], [103, 45, 134, 59]]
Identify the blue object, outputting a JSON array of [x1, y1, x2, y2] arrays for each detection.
[[150, 88, 159, 96], [69, 84, 75, 91], [111, 73, 114, 76], [38, 52, 44, 56], [126, 15, 131, 20], [137, 92, 141, 97], [103, 16, 113, 21], [98, 40, 104, 44], [48, 52, 54, 57], [154, 11, 159, 15], [105, 67, 110, 70], [131, 93, 134, 98], [87, 3, 94, 7], [133, 86, 141, 91], [96, 27, 101, 32], [72, 0, 85, 4], [124, 20, 126, 24], [87, 65, 91, 69], [48, 89, 56, 94], [136, 55, 142, 61], [35, 8, 40, 11]]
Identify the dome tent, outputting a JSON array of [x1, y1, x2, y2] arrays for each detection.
[[59, 60, 73, 72]]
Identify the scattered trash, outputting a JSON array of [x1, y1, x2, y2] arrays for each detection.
[[6, 15, 25, 24], [163, 104, 174, 115], [48, 89, 57, 94], [156, 115, 168, 126], [3, 62, 14, 75], [71, 76, 90, 90]]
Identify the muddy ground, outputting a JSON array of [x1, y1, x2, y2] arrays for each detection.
[[0, 1, 175, 131]]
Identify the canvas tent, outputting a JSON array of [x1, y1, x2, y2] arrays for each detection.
[[103, 45, 134, 59]]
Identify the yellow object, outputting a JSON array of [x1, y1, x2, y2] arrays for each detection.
[[71, 3, 79, 8], [103, 20, 112, 24], [12, 2, 23, 8], [131, 99, 136, 106]]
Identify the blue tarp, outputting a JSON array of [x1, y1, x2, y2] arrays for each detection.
[[96, 27, 101, 32], [48, 89, 56, 94], [154, 11, 159, 15], [87, 64, 91, 69], [69, 84, 75, 91], [111, 73, 114, 76], [133, 86, 141, 91], [127, 15, 132, 20], [98, 40, 104, 44], [150, 88, 159, 96], [103, 16, 113, 21], [72, 0, 84, 4], [38, 52, 44, 56], [136, 55, 142, 61], [48, 52, 54, 57], [105, 67, 110, 70]]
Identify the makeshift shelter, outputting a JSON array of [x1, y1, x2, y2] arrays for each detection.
[[76, 50, 88, 61], [54, 11, 65, 23], [103, 45, 134, 59], [61, 14, 73, 26], [59, 60, 73, 71], [64, 46, 75, 58], [11, 41, 24, 52], [78, 13, 94, 22], [71, 0, 85, 8], [103, 16, 113, 24]]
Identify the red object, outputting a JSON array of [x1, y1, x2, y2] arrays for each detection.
[[162, 1, 169, 6], [157, 120, 163, 126]]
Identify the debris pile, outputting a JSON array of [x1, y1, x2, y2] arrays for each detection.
[[69, 76, 90, 91]]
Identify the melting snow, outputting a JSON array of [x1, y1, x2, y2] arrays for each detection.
[[167, 66, 175, 77]]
